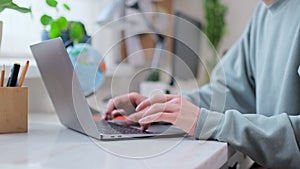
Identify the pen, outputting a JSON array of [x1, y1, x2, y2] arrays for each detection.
[[7, 63, 20, 87], [18, 60, 30, 87], [0, 65, 5, 87]]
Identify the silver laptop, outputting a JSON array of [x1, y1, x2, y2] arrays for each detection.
[[30, 38, 186, 140]]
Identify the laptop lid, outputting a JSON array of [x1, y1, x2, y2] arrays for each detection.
[[30, 38, 99, 139]]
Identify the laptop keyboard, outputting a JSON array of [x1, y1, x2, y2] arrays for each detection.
[[98, 122, 154, 135]]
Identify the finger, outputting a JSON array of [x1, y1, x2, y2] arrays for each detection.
[[104, 113, 112, 120], [142, 103, 179, 119], [138, 112, 175, 125], [104, 93, 141, 118], [104, 98, 117, 115], [140, 124, 150, 131], [104, 99, 115, 120], [104, 98, 121, 120], [111, 109, 125, 118], [126, 102, 178, 124], [116, 93, 147, 114], [136, 94, 177, 111], [104, 93, 137, 113], [129, 92, 147, 105], [136, 94, 167, 111], [125, 110, 147, 125], [126, 102, 176, 124]]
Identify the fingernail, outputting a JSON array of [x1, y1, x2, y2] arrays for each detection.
[[135, 105, 141, 111], [104, 115, 110, 120], [136, 100, 146, 111]]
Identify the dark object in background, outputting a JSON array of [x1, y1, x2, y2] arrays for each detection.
[[171, 11, 202, 80]]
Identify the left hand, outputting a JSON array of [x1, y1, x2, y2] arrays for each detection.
[[133, 94, 200, 136], [103, 92, 147, 120]]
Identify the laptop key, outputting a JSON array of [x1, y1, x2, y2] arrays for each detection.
[[104, 122, 154, 135]]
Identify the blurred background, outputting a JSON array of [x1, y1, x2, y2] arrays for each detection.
[[0, 0, 259, 113]]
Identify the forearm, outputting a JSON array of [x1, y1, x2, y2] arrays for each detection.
[[195, 108, 300, 169]]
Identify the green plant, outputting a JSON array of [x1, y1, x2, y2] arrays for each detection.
[[202, 0, 227, 83], [40, 0, 85, 44], [203, 0, 227, 50], [147, 69, 160, 81], [0, 0, 31, 13]]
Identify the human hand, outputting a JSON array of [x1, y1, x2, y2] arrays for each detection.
[[134, 94, 200, 136], [104, 92, 147, 120]]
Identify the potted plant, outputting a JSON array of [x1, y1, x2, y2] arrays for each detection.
[[0, 0, 31, 48], [40, 0, 89, 47]]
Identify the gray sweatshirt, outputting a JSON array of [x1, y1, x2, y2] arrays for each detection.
[[184, 0, 300, 168]]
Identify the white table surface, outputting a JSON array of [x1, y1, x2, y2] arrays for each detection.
[[0, 113, 229, 169]]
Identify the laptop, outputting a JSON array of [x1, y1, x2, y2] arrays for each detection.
[[30, 38, 186, 140]]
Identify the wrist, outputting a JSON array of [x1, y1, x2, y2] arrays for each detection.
[[188, 107, 201, 136]]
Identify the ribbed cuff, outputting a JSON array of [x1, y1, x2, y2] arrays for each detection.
[[194, 108, 224, 140]]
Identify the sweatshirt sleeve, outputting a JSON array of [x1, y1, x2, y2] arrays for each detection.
[[195, 109, 300, 168]]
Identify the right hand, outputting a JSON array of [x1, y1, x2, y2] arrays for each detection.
[[103, 92, 147, 121]]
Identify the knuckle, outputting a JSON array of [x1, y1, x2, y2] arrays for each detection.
[[173, 98, 181, 103], [110, 97, 118, 104], [108, 98, 114, 104], [153, 94, 164, 100], [129, 92, 139, 97], [152, 103, 162, 110]]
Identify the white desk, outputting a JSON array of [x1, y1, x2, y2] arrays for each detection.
[[0, 113, 229, 169]]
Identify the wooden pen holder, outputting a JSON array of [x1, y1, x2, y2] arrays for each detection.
[[0, 87, 28, 133]]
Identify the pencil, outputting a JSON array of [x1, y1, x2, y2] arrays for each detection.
[[18, 60, 29, 87], [0, 65, 4, 87]]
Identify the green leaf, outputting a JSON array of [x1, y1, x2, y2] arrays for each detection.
[[46, 0, 58, 8], [49, 21, 61, 38], [0, 0, 13, 12], [56, 16, 68, 30], [0, 0, 12, 6], [147, 69, 160, 81], [203, 0, 227, 50], [63, 3, 70, 11], [0, 0, 31, 13], [40, 14, 53, 26], [69, 22, 84, 43]]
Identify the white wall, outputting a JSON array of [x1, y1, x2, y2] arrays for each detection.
[[0, 0, 112, 113], [174, 0, 260, 54], [0, 0, 110, 57]]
